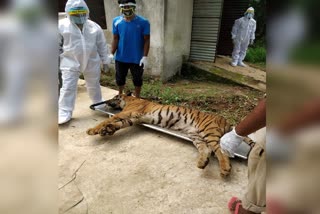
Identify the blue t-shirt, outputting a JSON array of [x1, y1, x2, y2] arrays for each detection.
[[112, 15, 150, 64]]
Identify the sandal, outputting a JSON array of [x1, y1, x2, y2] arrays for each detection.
[[228, 196, 241, 212], [234, 202, 258, 214]]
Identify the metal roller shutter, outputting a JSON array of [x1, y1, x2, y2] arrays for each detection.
[[190, 0, 223, 62]]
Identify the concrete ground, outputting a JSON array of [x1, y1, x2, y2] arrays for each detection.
[[214, 55, 266, 86], [188, 55, 266, 92], [59, 80, 248, 214]]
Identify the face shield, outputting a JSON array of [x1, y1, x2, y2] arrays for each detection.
[[67, 6, 88, 24], [119, 3, 136, 18], [245, 7, 255, 19]]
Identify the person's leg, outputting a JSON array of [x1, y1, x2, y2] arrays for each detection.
[[58, 70, 79, 124], [83, 68, 103, 104], [238, 39, 250, 66], [134, 86, 141, 98], [231, 40, 241, 66], [115, 60, 129, 95], [241, 128, 266, 213], [130, 63, 144, 98]]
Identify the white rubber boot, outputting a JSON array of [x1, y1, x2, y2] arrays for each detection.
[[58, 109, 72, 125]]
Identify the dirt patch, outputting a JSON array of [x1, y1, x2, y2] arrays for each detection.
[[149, 81, 263, 125]]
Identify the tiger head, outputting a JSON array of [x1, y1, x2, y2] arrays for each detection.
[[106, 92, 137, 110]]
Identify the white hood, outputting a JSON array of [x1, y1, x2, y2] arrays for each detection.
[[65, 0, 89, 19]]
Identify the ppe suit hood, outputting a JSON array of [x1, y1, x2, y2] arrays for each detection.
[[65, 0, 89, 20], [244, 7, 254, 15]]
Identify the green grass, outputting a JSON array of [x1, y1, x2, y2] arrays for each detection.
[[245, 46, 266, 64], [244, 38, 266, 69]]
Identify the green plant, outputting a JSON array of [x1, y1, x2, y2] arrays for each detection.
[[245, 46, 266, 63], [160, 88, 182, 104], [141, 81, 162, 98]]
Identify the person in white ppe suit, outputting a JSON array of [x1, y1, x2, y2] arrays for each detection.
[[59, 0, 111, 124], [231, 7, 256, 67], [0, 0, 57, 125]]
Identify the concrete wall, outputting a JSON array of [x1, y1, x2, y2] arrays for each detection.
[[162, 0, 193, 81], [102, 0, 193, 81]]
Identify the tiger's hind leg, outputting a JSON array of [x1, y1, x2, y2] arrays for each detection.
[[192, 139, 212, 169], [208, 141, 231, 177]]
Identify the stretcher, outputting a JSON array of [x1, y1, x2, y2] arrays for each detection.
[[90, 101, 252, 159]]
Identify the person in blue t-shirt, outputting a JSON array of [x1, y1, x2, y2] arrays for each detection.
[[109, 0, 150, 98]]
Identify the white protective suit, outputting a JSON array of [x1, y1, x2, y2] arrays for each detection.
[[59, 0, 110, 123], [0, 0, 57, 124], [231, 7, 256, 66]]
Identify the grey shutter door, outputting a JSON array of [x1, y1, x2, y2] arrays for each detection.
[[190, 0, 223, 62]]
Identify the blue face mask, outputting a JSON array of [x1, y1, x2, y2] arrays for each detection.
[[246, 13, 254, 19], [70, 15, 87, 25]]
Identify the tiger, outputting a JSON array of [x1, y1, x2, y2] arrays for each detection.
[[87, 94, 254, 177]]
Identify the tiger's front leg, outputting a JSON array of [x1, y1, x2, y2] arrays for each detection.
[[87, 112, 140, 136]]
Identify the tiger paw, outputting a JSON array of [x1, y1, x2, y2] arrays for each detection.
[[87, 128, 98, 135], [197, 157, 210, 169], [220, 165, 232, 177], [98, 124, 117, 136], [98, 128, 108, 136]]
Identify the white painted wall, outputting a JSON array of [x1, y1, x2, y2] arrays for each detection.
[[163, 0, 193, 81]]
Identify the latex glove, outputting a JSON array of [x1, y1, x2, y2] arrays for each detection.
[[220, 128, 244, 157], [250, 39, 254, 45], [108, 54, 114, 64], [102, 64, 111, 75], [139, 56, 148, 68]]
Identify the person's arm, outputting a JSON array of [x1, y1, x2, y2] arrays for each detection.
[[143, 35, 150, 57], [111, 34, 119, 55], [139, 20, 150, 67], [235, 98, 266, 136], [96, 27, 110, 64], [250, 20, 256, 43], [231, 19, 240, 39], [220, 98, 266, 157]]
